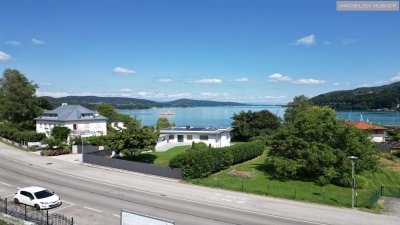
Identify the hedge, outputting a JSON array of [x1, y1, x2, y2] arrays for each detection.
[[169, 141, 264, 179], [0, 125, 45, 142]]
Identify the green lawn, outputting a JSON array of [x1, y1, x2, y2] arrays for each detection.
[[191, 150, 400, 208], [123, 146, 190, 166], [149, 146, 190, 166]]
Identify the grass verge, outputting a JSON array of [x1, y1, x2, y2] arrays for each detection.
[[191, 150, 400, 209], [122, 146, 189, 166]]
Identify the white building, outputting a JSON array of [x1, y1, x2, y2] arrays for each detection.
[[156, 126, 233, 150], [34, 103, 108, 137]]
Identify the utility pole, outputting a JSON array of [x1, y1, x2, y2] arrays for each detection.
[[348, 156, 358, 209]]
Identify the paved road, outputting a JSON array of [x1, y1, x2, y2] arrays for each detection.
[[0, 142, 398, 225]]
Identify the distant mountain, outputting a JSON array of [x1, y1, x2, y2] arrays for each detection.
[[42, 96, 248, 109], [167, 98, 246, 107], [311, 82, 400, 110]]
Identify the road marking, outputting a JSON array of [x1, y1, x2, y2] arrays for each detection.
[[0, 182, 12, 187], [61, 200, 75, 205], [0, 153, 328, 225], [84, 206, 103, 213], [113, 214, 120, 218], [51, 202, 75, 213]]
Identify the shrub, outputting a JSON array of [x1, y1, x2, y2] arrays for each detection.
[[0, 123, 45, 142], [41, 148, 71, 156], [170, 141, 264, 179], [51, 127, 71, 141], [86, 135, 109, 146]]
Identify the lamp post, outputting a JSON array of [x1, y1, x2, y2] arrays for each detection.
[[348, 156, 358, 209]]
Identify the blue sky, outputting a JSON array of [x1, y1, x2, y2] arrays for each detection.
[[1, 0, 399, 104]]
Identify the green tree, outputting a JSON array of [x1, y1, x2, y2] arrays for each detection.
[[95, 103, 117, 119], [0, 69, 43, 128], [284, 95, 313, 123], [50, 127, 71, 141], [386, 129, 400, 142], [231, 110, 280, 142], [42, 136, 67, 150], [156, 117, 175, 130], [266, 106, 377, 186], [107, 116, 158, 156]]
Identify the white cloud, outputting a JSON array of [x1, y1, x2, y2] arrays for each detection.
[[374, 80, 389, 85], [390, 74, 400, 82], [341, 39, 356, 46], [262, 95, 286, 99], [333, 82, 341, 86], [113, 67, 135, 75], [5, 40, 21, 46], [167, 93, 192, 98], [157, 78, 172, 83], [32, 38, 46, 45], [120, 88, 133, 92], [137, 91, 150, 97], [155, 93, 166, 98], [294, 34, 315, 46], [200, 92, 219, 98], [0, 51, 11, 61], [194, 78, 222, 84], [267, 73, 291, 82], [235, 77, 249, 82], [323, 40, 332, 46], [293, 79, 325, 85]]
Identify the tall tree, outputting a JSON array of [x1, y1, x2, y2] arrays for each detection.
[[0, 69, 42, 127], [107, 116, 158, 156], [156, 117, 175, 130], [284, 95, 313, 123], [95, 103, 117, 119], [266, 106, 377, 186], [231, 110, 280, 141]]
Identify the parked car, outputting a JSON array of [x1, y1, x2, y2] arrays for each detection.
[[14, 186, 61, 210]]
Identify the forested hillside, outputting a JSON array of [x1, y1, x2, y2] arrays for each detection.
[[311, 82, 400, 110]]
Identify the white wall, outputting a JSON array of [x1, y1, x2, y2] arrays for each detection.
[[36, 120, 107, 136], [160, 132, 231, 148]]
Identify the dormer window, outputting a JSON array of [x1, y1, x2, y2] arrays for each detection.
[[81, 113, 93, 118]]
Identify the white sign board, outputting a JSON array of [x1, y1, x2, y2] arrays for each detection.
[[121, 210, 175, 225]]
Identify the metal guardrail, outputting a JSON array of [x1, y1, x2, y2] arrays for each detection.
[[83, 149, 183, 179], [0, 198, 73, 225]]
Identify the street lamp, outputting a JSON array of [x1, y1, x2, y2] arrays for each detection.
[[348, 156, 358, 209]]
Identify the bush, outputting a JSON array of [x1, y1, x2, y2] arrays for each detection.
[[86, 135, 109, 146], [0, 123, 45, 142], [170, 141, 264, 179], [51, 127, 71, 141], [41, 149, 71, 156]]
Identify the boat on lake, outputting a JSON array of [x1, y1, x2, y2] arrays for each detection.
[[158, 111, 176, 116]]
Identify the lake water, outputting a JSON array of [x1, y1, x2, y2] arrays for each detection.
[[117, 107, 400, 127]]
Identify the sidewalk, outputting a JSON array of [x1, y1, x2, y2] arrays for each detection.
[[0, 142, 398, 225]]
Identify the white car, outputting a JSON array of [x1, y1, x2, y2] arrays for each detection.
[[14, 186, 61, 210]]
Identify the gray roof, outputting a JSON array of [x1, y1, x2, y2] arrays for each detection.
[[34, 104, 108, 122]]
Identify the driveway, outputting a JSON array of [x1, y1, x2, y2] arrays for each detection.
[[382, 197, 400, 217]]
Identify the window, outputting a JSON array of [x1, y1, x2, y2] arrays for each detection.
[[200, 135, 208, 140], [168, 135, 174, 140], [187, 135, 193, 140], [34, 190, 54, 199]]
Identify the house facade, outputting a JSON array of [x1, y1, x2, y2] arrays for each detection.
[[34, 103, 108, 137], [156, 126, 233, 150], [346, 121, 388, 142]]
